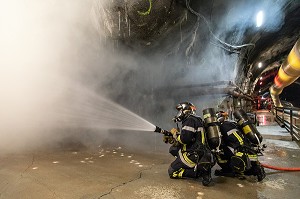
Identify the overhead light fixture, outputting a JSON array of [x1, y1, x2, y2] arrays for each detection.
[[259, 90, 261, 93], [256, 11, 264, 27], [260, 82, 263, 85], [258, 62, 262, 68], [260, 77, 263, 80]]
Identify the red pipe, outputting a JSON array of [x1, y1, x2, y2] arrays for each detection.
[[261, 163, 300, 171]]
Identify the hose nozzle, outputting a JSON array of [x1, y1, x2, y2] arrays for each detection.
[[154, 126, 162, 133], [154, 126, 171, 136]]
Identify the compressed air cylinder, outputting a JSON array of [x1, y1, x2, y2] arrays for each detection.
[[233, 109, 263, 145], [203, 108, 221, 151]]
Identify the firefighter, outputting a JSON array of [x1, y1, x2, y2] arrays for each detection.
[[214, 111, 245, 176], [166, 102, 214, 186], [215, 111, 266, 181]]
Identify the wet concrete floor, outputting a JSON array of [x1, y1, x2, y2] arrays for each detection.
[[0, 127, 299, 199]]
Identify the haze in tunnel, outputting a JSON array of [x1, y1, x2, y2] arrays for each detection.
[[0, 0, 157, 153], [0, 0, 289, 153]]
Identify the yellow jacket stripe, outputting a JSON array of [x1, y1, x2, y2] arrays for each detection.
[[200, 128, 205, 144], [235, 152, 258, 161], [178, 149, 196, 168], [177, 135, 184, 144], [233, 132, 244, 145], [172, 168, 185, 178]]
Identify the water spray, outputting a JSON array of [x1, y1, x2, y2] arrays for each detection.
[[56, 86, 160, 132]]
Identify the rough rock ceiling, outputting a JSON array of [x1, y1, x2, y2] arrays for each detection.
[[91, 0, 186, 44], [242, 3, 300, 88], [91, 0, 300, 106]]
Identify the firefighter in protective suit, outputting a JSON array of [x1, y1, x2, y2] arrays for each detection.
[[166, 102, 214, 186], [215, 111, 266, 181]]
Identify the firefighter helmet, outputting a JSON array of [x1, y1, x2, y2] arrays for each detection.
[[173, 102, 196, 122]]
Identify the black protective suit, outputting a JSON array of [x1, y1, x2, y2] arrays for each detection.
[[217, 120, 247, 173], [216, 120, 266, 181], [168, 115, 213, 185]]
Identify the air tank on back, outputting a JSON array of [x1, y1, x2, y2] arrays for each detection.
[[203, 108, 221, 151], [233, 109, 263, 146]]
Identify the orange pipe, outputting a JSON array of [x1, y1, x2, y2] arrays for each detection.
[[270, 38, 300, 107]]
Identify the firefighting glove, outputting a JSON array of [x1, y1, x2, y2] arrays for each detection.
[[163, 135, 168, 143], [170, 128, 179, 139], [163, 135, 174, 144]]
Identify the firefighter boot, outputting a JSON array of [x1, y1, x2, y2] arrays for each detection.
[[202, 167, 212, 186], [255, 164, 266, 182]]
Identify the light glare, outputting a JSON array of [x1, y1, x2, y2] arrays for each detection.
[[258, 62, 262, 68], [256, 11, 264, 27]]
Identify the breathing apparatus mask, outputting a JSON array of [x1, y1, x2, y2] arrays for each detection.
[[216, 111, 228, 123], [172, 102, 196, 123]]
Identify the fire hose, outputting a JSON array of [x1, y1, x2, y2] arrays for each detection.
[[238, 145, 300, 171], [261, 163, 300, 171]]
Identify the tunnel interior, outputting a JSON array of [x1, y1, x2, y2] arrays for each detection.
[[0, 2, 300, 198], [0, 0, 300, 151], [91, 0, 300, 108]]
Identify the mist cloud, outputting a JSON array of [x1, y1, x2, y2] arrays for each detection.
[[0, 0, 288, 153]]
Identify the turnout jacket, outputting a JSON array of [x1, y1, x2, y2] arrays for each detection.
[[176, 115, 205, 167], [219, 121, 245, 149], [219, 121, 258, 162]]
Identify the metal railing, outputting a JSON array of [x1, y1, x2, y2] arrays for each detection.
[[274, 106, 300, 141]]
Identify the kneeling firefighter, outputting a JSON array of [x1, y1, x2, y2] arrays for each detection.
[[166, 102, 215, 186], [233, 109, 266, 181], [215, 111, 266, 181]]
